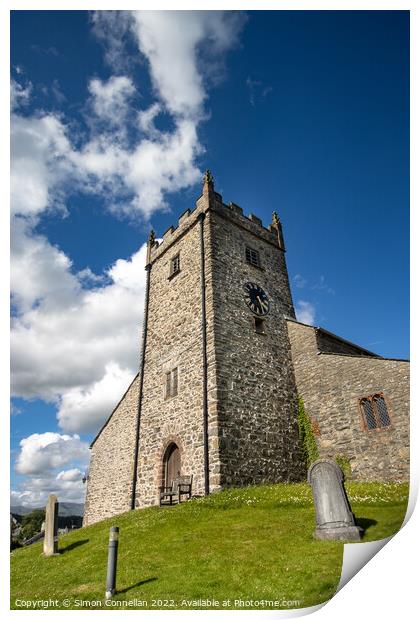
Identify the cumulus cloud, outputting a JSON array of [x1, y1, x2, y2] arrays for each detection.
[[73, 116, 203, 217], [57, 363, 135, 433], [88, 75, 135, 127], [13, 434, 89, 506], [56, 468, 83, 482], [11, 234, 147, 421], [11, 112, 74, 218], [90, 10, 136, 73], [10, 11, 246, 473], [295, 300, 316, 326], [11, 78, 32, 110], [11, 468, 86, 507], [75, 10, 246, 215], [11, 219, 80, 313], [15, 432, 89, 475], [131, 11, 245, 119], [11, 12, 246, 225], [137, 102, 162, 138]]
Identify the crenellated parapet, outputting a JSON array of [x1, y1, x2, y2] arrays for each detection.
[[148, 170, 285, 263]]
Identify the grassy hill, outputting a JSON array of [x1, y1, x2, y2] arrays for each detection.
[[10, 482, 408, 611]]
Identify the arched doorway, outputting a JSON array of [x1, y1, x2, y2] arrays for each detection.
[[163, 442, 181, 487]]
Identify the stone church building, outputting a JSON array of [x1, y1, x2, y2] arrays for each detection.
[[83, 172, 409, 526]]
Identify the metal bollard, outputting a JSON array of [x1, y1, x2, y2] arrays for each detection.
[[105, 526, 119, 599]]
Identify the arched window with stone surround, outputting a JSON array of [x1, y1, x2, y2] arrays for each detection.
[[359, 394, 391, 431]]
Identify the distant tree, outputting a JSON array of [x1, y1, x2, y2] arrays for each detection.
[[20, 509, 45, 541]]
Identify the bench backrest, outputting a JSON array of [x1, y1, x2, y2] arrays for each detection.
[[172, 475, 192, 489]]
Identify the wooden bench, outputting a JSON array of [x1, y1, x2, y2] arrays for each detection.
[[159, 475, 193, 506]]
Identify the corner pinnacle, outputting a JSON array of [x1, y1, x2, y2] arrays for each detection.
[[272, 211, 280, 226], [146, 228, 156, 265], [202, 169, 215, 192]]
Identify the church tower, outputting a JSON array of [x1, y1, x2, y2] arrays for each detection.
[[132, 172, 304, 508], [83, 172, 305, 524]]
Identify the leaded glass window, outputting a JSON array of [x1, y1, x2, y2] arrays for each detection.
[[360, 394, 391, 430]]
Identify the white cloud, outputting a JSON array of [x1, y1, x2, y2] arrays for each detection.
[[11, 468, 86, 508], [137, 102, 162, 138], [15, 432, 89, 475], [11, 12, 245, 222], [11, 113, 74, 218], [11, 237, 147, 422], [51, 79, 67, 104], [73, 117, 203, 217], [88, 75, 135, 127], [10, 10, 246, 438], [77, 267, 105, 284], [13, 434, 89, 507], [90, 11, 135, 73], [77, 10, 246, 215], [245, 76, 273, 106], [56, 468, 83, 482], [131, 11, 245, 119], [10, 433, 89, 507], [57, 363, 135, 433], [122, 118, 202, 216], [292, 274, 307, 289], [11, 219, 80, 313], [131, 11, 206, 118], [311, 275, 335, 295], [295, 300, 316, 326], [11, 78, 32, 110]]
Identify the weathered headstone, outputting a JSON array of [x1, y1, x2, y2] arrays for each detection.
[[308, 459, 362, 541], [43, 494, 59, 556]]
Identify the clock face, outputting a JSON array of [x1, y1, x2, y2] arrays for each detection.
[[243, 282, 270, 316]]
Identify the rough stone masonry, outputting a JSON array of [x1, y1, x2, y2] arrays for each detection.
[[83, 172, 409, 526]]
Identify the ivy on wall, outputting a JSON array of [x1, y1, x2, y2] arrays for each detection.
[[335, 455, 352, 479], [297, 397, 319, 467]]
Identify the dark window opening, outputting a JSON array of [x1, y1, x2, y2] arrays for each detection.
[[373, 395, 391, 427], [254, 317, 265, 334], [245, 246, 260, 268], [360, 394, 391, 430], [361, 398, 377, 429], [170, 254, 180, 277]]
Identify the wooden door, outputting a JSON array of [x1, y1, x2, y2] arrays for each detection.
[[165, 444, 181, 486]]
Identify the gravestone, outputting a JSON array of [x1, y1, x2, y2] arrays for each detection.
[[43, 494, 59, 556], [308, 459, 362, 541]]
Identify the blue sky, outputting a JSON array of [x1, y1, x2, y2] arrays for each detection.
[[10, 10, 409, 506]]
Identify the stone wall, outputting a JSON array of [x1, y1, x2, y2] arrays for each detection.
[[135, 202, 214, 507], [287, 320, 409, 481], [208, 204, 305, 486], [133, 183, 307, 507], [83, 375, 139, 525], [315, 329, 377, 357]]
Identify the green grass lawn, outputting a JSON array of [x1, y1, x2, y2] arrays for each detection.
[[10, 482, 408, 611]]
